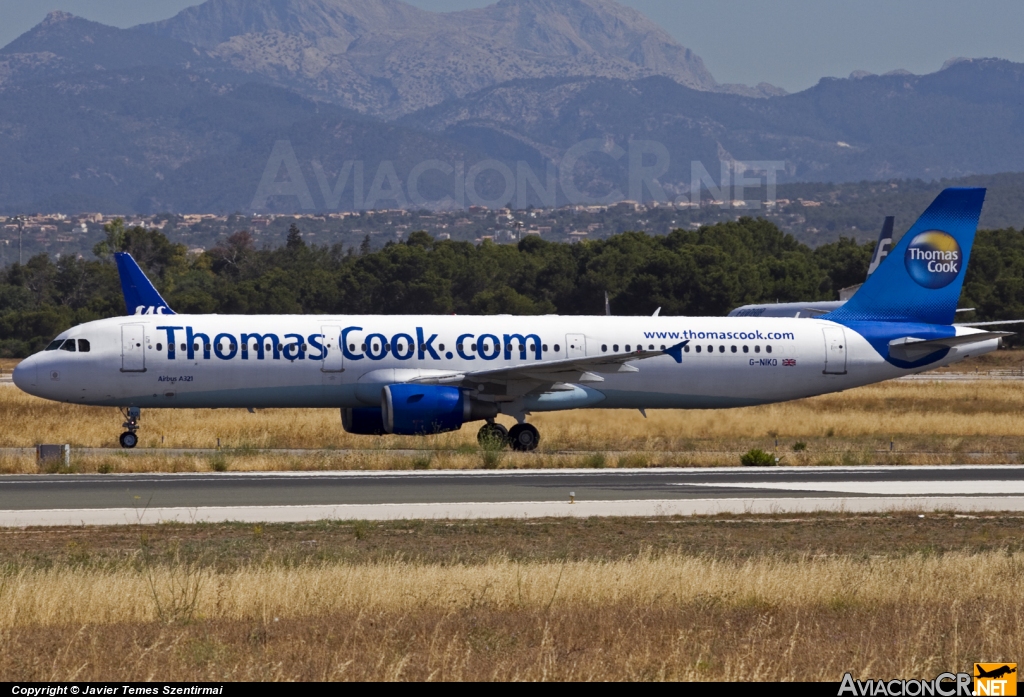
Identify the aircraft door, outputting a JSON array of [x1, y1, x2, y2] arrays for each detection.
[[120, 323, 146, 372], [566, 333, 586, 359], [822, 326, 847, 375], [321, 325, 344, 373]]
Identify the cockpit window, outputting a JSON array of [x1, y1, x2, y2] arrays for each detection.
[[78, 339, 90, 353], [45, 340, 63, 351], [60, 339, 76, 352]]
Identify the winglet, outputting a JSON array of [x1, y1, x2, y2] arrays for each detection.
[[113, 252, 175, 316], [663, 340, 689, 363]]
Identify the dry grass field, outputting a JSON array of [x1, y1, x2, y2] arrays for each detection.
[[3, 372, 1024, 471], [1, 514, 1022, 681]]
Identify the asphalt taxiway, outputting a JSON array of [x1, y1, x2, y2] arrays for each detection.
[[3, 465, 1024, 526]]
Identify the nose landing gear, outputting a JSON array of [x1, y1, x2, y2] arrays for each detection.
[[119, 407, 140, 448]]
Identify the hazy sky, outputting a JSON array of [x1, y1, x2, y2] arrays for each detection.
[[3, 0, 1024, 92]]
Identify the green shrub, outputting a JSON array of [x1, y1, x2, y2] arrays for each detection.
[[740, 448, 777, 467], [581, 453, 606, 468], [793, 442, 807, 452]]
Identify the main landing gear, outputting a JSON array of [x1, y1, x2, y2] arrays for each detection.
[[119, 407, 140, 448], [477, 420, 540, 452]]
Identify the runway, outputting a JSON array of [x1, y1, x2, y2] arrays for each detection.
[[4, 465, 1024, 526]]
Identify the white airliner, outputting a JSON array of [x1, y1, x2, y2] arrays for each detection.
[[12, 189, 1010, 451]]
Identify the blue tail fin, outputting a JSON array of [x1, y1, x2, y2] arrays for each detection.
[[113, 252, 175, 316], [824, 188, 985, 325]]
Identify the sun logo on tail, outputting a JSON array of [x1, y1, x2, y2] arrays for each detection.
[[904, 230, 962, 289]]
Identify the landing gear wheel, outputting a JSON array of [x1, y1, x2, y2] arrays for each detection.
[[119, 431, 138, 449], [508, 423, 540, 452], [477, 422, 509, 448]]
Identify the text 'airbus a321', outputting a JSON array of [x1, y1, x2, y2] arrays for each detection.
[[12, 188, 1012, 451]]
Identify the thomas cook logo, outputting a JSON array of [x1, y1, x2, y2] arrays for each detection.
[[905, 230, 962, 289], [974, 663, 1016, 696]]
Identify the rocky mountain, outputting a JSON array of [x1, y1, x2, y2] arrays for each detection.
[[0, 11, 239, 88], [136, 0, 772, 118], [0, 58, 488, 213], [402, 58, 1024, 193], [1, 5, 1024, 214]]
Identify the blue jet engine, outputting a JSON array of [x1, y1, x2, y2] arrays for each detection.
[[381, 384, 497, 435]]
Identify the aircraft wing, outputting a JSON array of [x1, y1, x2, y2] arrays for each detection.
[[888, 331, 1011, 362], [409, 341, 688, 399]]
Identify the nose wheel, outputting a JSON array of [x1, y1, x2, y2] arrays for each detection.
[[119, 407, 141, 449]]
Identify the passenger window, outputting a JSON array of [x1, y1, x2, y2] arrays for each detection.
[[707, 345, 713, 353], [754, 346, 760, 353], [439, 344, 445, 351], [683, 345, 690, 353], [660, 345, 666, 350], [205, 344, 211, 351], [78, 339, 90, 352], [362, 344, 367, 351], [648, 344, 654, 350], [695, 345, 701, 353], [542, 344, 548, 352], [157, 343, 163, 351], [742, 345, 748, 353], [730, 346, 737, 353], [602, 344, 607, 352], [45, 340, 62, 351], [180, 344, 186, 351], [60, 339, 76, 352], [719, 346, 725, 353], [613, 344, 619, 351], [299, 344, 305, 351], [625, 344, 631, 352], [766, 345, 772, 354], [471, 343, 477, 351], [554, 344, 560, 352]]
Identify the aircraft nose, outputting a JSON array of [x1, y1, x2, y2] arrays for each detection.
[[12, 356, 38, 394]]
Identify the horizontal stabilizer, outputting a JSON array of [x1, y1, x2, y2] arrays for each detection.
[[888, 331, 1011, 362]]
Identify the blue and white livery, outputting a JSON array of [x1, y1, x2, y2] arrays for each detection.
[[13, 189, 1009, 450]]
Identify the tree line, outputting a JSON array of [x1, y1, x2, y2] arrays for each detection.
[[1, 217, 1022, 357]]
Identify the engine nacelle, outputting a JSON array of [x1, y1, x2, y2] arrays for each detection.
[[381, 384, 497, 435], [341, 407, 387, 435]]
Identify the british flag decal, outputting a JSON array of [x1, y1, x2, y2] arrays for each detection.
[[782, 359, 796, 366]]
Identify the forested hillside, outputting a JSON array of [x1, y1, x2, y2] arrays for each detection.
[[1, 218, 1020, 357]]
